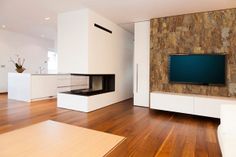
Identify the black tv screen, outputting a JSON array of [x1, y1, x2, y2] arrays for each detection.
[[169, 54, 226, 85]]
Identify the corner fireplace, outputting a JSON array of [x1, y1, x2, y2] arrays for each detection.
[[64, 74, 115, 96]]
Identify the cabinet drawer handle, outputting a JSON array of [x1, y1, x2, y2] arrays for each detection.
[[136, 64, 138, 93]]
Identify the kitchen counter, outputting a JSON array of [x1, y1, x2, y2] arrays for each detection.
[[31, 73, 70, 75], [8, 73, 59, 102], [8, 73, 89, 102]]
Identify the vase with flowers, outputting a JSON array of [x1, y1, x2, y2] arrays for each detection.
[[10, 55, 26, 73]]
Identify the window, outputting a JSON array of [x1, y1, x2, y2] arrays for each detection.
[[47, 51, 58, 73]]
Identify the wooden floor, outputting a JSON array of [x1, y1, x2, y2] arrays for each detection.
[[0, 94, 221, 157]]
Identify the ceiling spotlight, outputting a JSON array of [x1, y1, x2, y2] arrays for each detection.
[[44, 17, 50, 21], [2, 25, 6, 29]]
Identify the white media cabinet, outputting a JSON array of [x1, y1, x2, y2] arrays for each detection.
[[150, 92, 236, 118]]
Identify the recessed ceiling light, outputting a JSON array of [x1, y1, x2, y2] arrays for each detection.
[[2, 25, 6, 29], [44, 17, 50, 21]]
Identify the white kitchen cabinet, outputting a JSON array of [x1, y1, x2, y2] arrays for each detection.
[[8, 73, 58, 102], [133, 21, 150, 107], [0, 64, 7, 93], [57, 75, 72, 92], [8, 73, 90, 102], [71, 75, 89, 87], [31, 75, 58, 100], [57, 75, 89, 92], [57, 75, 71, 87]]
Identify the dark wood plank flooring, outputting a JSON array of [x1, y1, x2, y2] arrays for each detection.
[[0, 94, 221, 157]]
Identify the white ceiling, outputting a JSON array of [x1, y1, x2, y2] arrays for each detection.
[[1, 0, 236, 40]]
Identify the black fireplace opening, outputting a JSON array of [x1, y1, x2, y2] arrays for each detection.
[[64, 74, 115, 96]]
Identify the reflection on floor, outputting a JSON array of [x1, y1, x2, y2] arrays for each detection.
[[0, 94, 221, 157]]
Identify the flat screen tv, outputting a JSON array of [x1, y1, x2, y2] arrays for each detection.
[[168, 54, 226, 85]]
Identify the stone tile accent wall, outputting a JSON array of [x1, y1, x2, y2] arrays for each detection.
[[150, 8, 236, 97]]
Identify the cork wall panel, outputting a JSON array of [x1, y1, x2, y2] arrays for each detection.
[[150, 8, 236, 97]]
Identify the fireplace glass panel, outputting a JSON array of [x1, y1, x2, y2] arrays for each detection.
[[63, 74, 115, 96]]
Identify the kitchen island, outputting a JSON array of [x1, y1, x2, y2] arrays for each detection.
[[8, 73, 88, 102]]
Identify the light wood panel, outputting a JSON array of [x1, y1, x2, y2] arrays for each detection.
[[0, 120, 125, 157], [0, 94, 221, 157]]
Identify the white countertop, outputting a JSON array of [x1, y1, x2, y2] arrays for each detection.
[[8, 72, 70, 76], [32, 73, 70, 75]]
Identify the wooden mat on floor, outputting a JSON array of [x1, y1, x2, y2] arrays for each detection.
[[0, 120, 126, 157]]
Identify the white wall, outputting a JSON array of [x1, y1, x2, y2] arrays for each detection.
[[0, 30, 54, 93], [58, 9, 134, 103], [87, 10, 134, 101], [58, 10, 89, 74]]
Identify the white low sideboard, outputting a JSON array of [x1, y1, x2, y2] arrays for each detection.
[[150, 92, 236, 118]]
